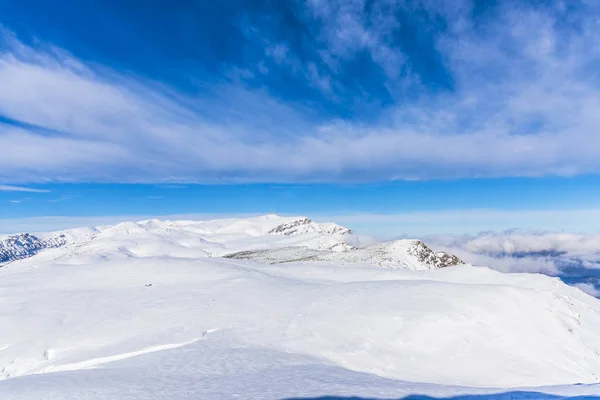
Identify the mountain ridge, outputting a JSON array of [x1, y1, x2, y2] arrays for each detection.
[[0, 215, 462, 270]]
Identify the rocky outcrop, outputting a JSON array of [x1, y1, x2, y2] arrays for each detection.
[[435, 251, 465, 268], [406, 240, 465, 268], [0, 233, 67, 264]]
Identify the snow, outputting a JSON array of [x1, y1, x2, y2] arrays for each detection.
[[227, 239, 462, 269], [1, 215, 600, 399], [61, 215, 354, 258]]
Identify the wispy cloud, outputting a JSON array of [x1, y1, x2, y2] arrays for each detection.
[[156, 184, 188, 190], [48, 195, 73, 203], [303, 0, 409, 83], [2, 1, 600, 182], [0, 184, 49, 193], [9, 197, 30, 204]]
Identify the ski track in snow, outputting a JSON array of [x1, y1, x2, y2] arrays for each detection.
[[37, 338, 203, 374]]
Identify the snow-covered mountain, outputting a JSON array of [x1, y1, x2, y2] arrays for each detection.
[[2, 214, 600, 399], [0, 214, 460, 270], [266, 217, 352, 236], [0, 227, 100, 265], [0, 233, 67, 264]]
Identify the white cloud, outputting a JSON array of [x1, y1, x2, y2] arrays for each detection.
[[304, 0, 408, 81], [2, 2, 600, 182], [573, 283, 600, 298], [0, 185, 49, 193], [444, 249, 562, 275], [8, 197, 30, 204], [424, 230, 600, 276], [432, 232, 600, 259]]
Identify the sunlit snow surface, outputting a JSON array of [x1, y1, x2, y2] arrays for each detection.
[[1, 215, 600, 399]]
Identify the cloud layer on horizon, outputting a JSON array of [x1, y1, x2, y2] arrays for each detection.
[[2, 1, 600, 183], [0, 185, 49, 193], [422, 229, 600, 297], [426, 230, 600, 281]]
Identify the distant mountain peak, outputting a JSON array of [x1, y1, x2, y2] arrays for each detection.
[[0, 233, 67, 264], [267, 217, 352, 236]]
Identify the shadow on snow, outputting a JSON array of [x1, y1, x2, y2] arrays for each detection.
[[283, 392, 600, 400]]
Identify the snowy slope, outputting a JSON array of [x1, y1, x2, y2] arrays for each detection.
[[227, 239, 464, 269], [2, 215, 600, 398], [1, 252, 600, 398]]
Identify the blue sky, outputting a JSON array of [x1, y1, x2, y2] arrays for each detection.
[[1, 0, 600, 235]]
